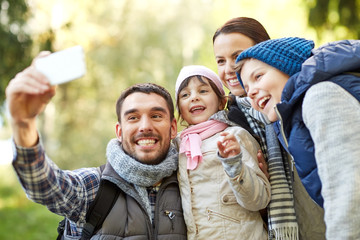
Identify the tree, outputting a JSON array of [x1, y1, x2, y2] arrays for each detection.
[[307, 0, 360, 40], [0, 0, 32, 106], [39, 0, 218, 168]]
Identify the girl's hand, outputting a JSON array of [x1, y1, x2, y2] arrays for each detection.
[[217, 132, 241, 158]]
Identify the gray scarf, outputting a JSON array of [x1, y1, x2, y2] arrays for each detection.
[[106, 138, 178, 221]]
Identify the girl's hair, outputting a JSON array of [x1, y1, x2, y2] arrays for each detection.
[[176, 75, 226, 126], [213, 17, 270, 44]]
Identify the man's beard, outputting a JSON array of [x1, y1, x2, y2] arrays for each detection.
[[121, 131, 171, 165]]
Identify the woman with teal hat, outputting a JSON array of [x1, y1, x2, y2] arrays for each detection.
[[236, 37, 360, 239]]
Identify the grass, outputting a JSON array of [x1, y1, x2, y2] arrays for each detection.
[[0, 164, 63, 240]]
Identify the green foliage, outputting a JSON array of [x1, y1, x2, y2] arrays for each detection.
[[0, 205, 62, 239], [0, 0, 32, 105], [307, 0, 360, 40], [0, 165, 62, 239], [0, 1, 322, 238], [41, 0, 220, 169], [1, 0, 315, 170]]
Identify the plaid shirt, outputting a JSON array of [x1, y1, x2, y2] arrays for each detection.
[[12, 140, 164, 237], [12, 140, 102, 237], [147, 184, 161, 225]]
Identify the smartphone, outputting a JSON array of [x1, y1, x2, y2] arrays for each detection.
[[35, 45, 86, 85]]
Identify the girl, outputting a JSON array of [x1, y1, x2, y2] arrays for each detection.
[[174, 65, 270, 240]]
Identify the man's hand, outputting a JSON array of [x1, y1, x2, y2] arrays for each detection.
[[257, 150, 269, 179], [5, 51, 56, 147], [217, 132, 241, 158]]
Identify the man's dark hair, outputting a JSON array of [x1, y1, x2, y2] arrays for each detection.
[[116, 83, 175, 122]]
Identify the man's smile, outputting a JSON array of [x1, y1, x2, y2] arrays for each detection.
[[136, 138, 157, 146]]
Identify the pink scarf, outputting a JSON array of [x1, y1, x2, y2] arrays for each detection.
[[179, 120, 228, 170]]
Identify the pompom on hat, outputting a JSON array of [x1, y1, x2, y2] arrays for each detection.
[[175, 65, 225, 101], [235, 37, 315, 88]]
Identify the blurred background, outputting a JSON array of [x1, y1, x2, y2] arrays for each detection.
[[0, 0, 359, 238]]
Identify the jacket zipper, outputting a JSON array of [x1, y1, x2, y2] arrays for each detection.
[[274, 106, 295, 182], [206, 208, 241, 224], [165, 210, 175, 230], [154, 179, 178, 236]]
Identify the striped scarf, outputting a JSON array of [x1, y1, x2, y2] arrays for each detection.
[[266, 125, 299, 240]]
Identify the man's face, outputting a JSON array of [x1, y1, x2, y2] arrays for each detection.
[[116, 92, 177, 165], [240, 58, 289, 122]]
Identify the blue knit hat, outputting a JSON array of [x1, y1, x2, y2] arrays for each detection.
[[235, 37, 315, 88]]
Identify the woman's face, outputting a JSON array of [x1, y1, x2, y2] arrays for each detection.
[[213, 33, 255, 96]]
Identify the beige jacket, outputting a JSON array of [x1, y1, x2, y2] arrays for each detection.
[[176, 126, 271, 240]]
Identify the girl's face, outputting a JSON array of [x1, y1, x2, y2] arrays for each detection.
[[240, 59, 289, 122], [213, 33, 255, 96], [178, 77, 224, 125]]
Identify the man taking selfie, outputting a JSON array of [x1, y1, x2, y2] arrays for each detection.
[[6, 52, 187, 239]]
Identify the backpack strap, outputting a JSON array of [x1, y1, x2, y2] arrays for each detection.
[[57, 164, 120, 240], [80, 175, 120, 239], [56, 218, 66, 240]]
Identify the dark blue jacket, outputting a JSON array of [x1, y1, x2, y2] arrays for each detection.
[[274, 40, 360, 207]]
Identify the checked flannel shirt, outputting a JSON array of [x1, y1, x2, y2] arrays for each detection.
[[12, 140, 160, 238]]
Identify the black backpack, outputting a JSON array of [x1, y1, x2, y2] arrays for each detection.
[[57, 165, 120, 240]]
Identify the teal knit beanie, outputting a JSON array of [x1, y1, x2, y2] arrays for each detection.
[[235, 37, 315, 88]]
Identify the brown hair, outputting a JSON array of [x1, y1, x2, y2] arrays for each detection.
[[116, 83, 175, 122], [213, 17, 270, 44]]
